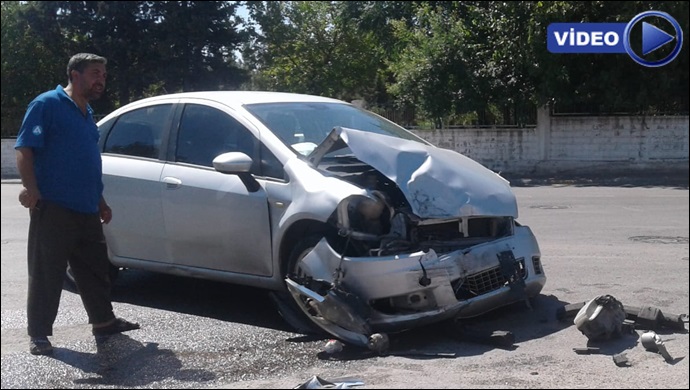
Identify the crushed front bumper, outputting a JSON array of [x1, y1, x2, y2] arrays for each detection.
[[286, 226, 546, 346]]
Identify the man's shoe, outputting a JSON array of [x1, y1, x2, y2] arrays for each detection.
[[29, 337, 53, 356], [93, 317, 140, 337]]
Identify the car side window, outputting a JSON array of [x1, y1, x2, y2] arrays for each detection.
[[175, 104, 259, 169], [175, 104, 286, 180], [104, 105, 171, 158]]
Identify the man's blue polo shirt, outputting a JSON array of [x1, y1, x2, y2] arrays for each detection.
[[15, 85, 104, 214]]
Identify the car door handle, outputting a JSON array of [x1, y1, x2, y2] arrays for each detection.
[[161, 176, 182, 189]]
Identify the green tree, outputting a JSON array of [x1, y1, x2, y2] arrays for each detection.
[[244, 1, 383, 102], [530, 1, 689, 114], [338, 1, 420, 110], [3, 1, 688, 136], [380, 1, 688, 125], [468, 2, 539, 125], [2, 0, 248, 130], [1, 1, 64, 136], [148, 1, 248, 95], [387, 3, 481, 128], [51, 1, 249, 105]]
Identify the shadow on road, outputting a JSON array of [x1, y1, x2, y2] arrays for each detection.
[[311, 294, 577, 361], [91, 270, 579, 362], [80, 269, 669, 366], [98, 269, 292, 333], [49, 334, 216, 387], [391, 294, 574, 357]]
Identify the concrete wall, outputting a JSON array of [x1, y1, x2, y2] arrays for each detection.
[[413, 127, 541, 173], [411, 108, 689, 175], [2, 108, 688, 179], [1, 138, 17, 178]]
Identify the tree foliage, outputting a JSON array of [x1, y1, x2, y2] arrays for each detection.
[[1, 1, 688, 136], [244, 1, 382, 101], [529, 1, 689, 114], [1, 0, 247, 135]]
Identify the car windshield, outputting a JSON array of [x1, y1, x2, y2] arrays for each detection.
[[244, 102, 425, 156]]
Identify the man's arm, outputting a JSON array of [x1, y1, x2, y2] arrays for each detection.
[[16, 147, 40, 209]]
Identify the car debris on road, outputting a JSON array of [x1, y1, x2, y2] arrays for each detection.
[[561, 294, 687, 367], [640, 331, 674, 362], [557, 298, 689, 332]]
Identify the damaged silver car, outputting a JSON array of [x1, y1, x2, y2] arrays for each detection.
[[95, 91, 546, 347]]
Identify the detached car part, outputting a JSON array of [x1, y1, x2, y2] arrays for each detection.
[[574, 295, 626, 341], [558, 300, 688, 332]]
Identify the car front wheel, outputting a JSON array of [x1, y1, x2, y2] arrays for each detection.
[[270, 235, 326, 335], [281, 235, 374, 347]]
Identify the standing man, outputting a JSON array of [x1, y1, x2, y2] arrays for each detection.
[[15, 53, 139, 356]]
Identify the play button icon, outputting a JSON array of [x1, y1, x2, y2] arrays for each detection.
[[623, 10, 683, 67], [642, 22, 674, 55]]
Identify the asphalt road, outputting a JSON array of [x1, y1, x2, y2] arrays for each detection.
[[1, 179, 688, 389]]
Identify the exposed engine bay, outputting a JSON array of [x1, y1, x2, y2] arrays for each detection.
[[321, 158, 516, 257]]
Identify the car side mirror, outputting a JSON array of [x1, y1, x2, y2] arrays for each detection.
[[212, 152, 260, 193]]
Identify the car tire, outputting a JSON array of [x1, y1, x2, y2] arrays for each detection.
[[269, 290, 322, 335], [287, 234, 324, 281], [272, 234, 327, 335]]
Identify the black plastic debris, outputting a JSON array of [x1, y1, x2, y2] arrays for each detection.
[[573, 347, 601, 355], [393, 350, 457, 358]]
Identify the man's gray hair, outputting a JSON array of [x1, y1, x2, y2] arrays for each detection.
[[67, 53, 107, 81]]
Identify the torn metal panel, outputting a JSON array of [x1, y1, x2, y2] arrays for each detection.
[[299, 230, 537, 302], [308, 127, 518, 219], [285, 278, 371, 347]]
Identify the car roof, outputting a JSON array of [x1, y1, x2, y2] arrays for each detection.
[[129, 91, 346, 110]]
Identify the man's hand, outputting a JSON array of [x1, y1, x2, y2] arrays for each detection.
[[18, 187, 40, 209], [99, 202, 112, 224]]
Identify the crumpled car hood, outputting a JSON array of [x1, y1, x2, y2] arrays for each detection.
[[308, 127, 518, 219]]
